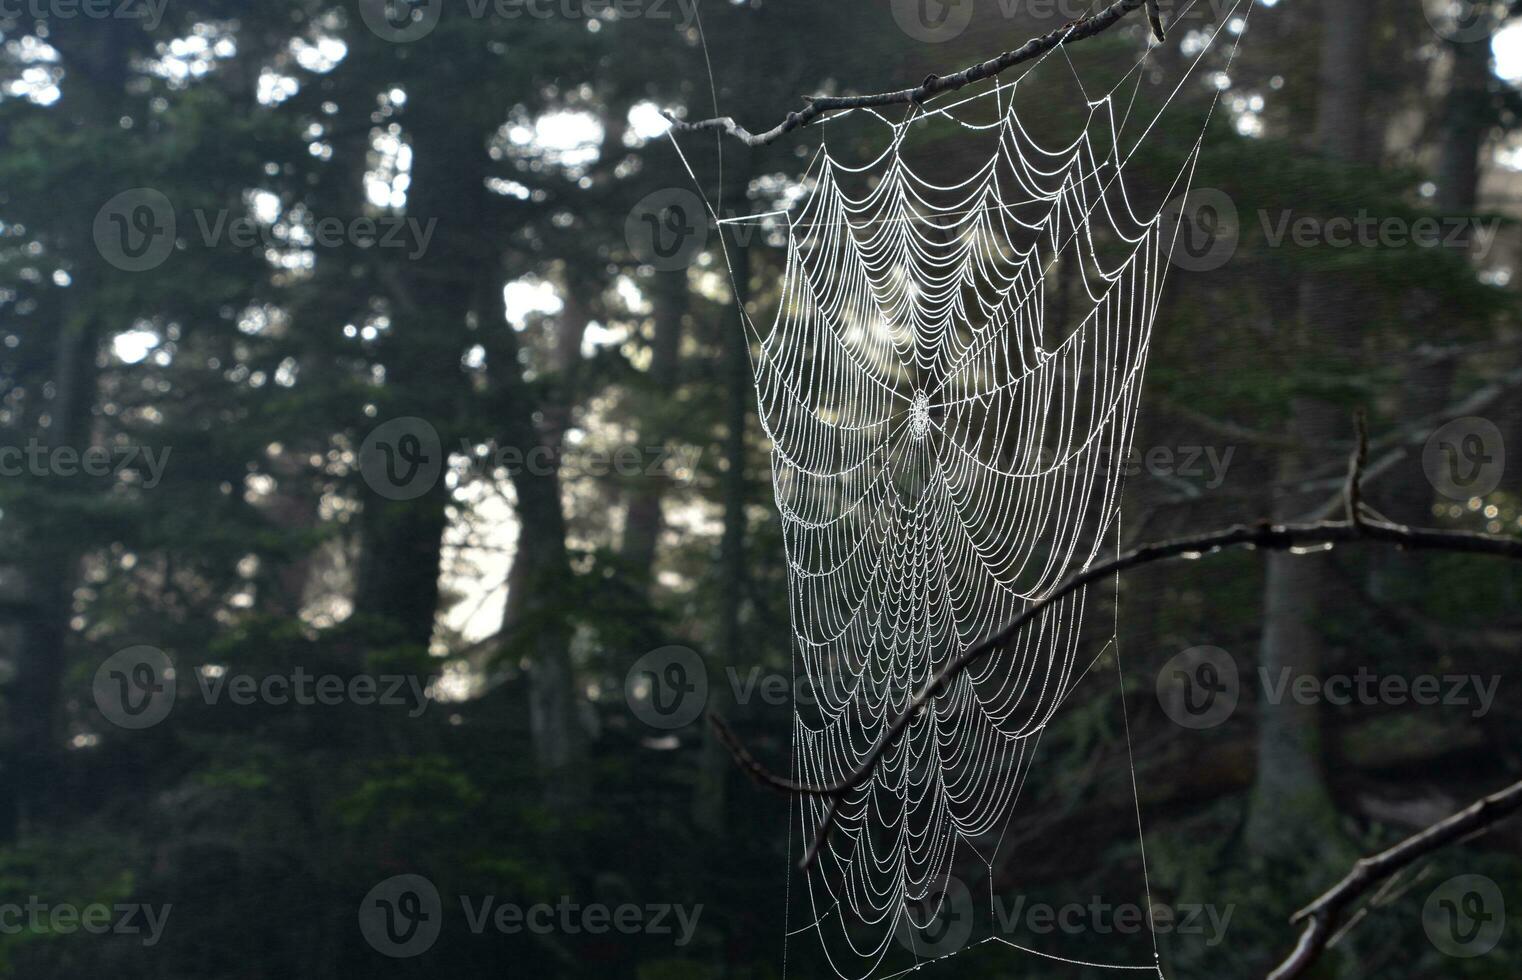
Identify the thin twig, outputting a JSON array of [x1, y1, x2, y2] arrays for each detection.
[[1146, 0, 1168, 41], [663, 0, 1151, 147], [709, 418, 1522, 871], [1266, 777, 1522, 980], [1344, 409, 1368, 528], [709, 712, 821, 796]]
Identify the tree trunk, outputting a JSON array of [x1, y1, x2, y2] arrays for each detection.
[[1372, 26, 1491, 533], [351, 100, 481, 652], [354, 479, 453, 650], [1246, 0, 1374, 858], [619, 269, 687, 586], [1, 21, 131, 842], [695, 226, 751, 836], [5, 298, 99, 842], [494, 309, 590, 816]]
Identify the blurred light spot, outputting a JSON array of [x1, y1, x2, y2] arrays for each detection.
[[503, 278, 563, 328], [113, 328, 160, 365], [628, 101, 671, 141]]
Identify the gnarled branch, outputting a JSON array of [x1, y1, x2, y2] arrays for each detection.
[[710, 420, 1522, 871], [1267, 777, 1522, 979], [664, 0, 1160, 147]]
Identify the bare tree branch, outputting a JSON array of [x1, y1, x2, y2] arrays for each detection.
[[663, 0, 1154, 147], [709, 420, 1522, 870], [1146, 0, 1167, 42], [1267, 777, 1522, 980], [1344, 409, 1368, 526]]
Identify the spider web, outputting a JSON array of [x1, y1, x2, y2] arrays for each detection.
[[773, 96, 1170, 978], [672, 1, 1255, 976]]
